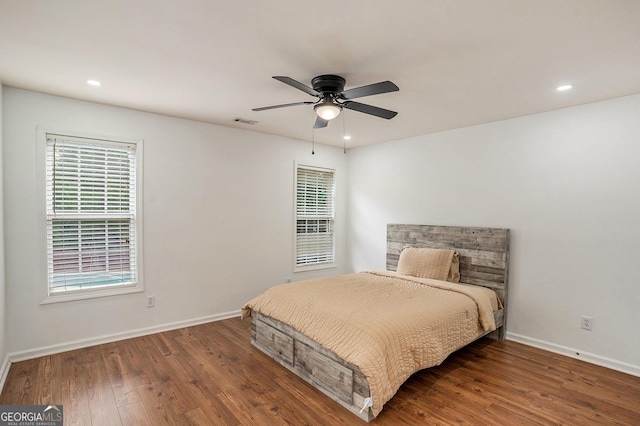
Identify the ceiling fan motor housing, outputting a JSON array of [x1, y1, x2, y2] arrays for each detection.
[[311, 75, 346, 95]]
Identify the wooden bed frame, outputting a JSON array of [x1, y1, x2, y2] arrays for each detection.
[[250, 224, 510, 422]]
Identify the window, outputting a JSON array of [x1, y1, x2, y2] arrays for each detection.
[[295, 165, 336, 270], [43, 133, 142, 301]]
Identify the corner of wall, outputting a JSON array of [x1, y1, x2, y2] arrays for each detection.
[[0, 81, 8, 391]]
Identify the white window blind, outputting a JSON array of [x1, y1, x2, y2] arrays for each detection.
[[45, 134, 139, 294], [295, 165, 335, 269]]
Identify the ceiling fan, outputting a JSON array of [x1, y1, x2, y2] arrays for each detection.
[[252, 75, 399, 129]]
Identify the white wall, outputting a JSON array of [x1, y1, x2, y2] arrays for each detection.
[[347, 94, 640, 373], [2, 87, 348, 355], [3, 85, 639, 377], [0, 82, 6, 372]]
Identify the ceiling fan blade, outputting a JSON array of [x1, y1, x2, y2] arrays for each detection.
[[252, 101, 315, 112], [314, 116, 328, 129], [341, 81, 399, 100], [343, 101, 398, 119], [273, 76, 320, 97]]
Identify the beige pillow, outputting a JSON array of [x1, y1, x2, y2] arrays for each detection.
[[397, 247, 459, 282]]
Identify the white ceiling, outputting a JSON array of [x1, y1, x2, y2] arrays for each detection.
[[1, 1, 639, 148]]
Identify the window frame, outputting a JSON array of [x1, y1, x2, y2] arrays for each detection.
[[294, 163, 336, 272], [37, 127, 144, 304]]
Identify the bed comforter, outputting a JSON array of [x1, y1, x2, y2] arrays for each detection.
[[241, 271, 499, 416]]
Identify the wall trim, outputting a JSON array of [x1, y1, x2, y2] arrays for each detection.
[[507, 332, 640, 378], [0, 310, 240, 393], [5, 320, 639, 393], [0, 354, 10, 395]]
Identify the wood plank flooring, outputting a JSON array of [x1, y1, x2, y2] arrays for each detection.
[[1, 317, 639, 425]]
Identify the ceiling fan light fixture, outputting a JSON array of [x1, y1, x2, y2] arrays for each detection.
[[314, 101, 342, 121]]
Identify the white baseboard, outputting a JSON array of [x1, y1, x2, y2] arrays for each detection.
[[2, 310, 240, 383], [507, 332, 640, 378], [4, 320, 638, 394], [0, 354, 10, 395]]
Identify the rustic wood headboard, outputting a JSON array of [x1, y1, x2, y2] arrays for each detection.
[[387, 224, 510, 339]]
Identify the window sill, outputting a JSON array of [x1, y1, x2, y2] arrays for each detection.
[[294, 263, 337, 273], [41, 284, 143, 304]]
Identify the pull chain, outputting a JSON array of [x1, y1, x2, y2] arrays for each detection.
[[311, 110, 316, 154], [342, 112, 347, 154]]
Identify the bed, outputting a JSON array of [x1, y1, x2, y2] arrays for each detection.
[[242, 224, 510, 421]]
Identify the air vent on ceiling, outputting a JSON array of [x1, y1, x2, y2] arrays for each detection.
[[233, 118, 258, 125]]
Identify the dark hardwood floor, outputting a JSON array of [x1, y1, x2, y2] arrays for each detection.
[[1, 317, 639, 425]]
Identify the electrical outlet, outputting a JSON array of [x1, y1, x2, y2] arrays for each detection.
[[581, 315, 593, 330], [286, 277, 292, 283], [147, 296, 155, 308]]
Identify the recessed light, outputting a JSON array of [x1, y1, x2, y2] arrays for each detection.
[[556, 84, 573, 91], [343, 135, 351, 140], [86, 79, 102, 87]]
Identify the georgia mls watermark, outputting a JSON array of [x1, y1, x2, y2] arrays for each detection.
[[0, 405, 63, 426]]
